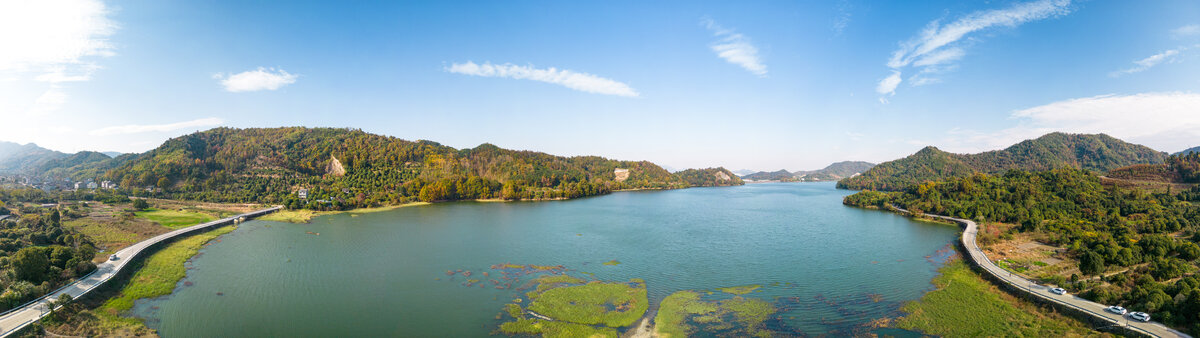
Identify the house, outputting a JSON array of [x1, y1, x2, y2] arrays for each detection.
[[87, 182, 98, 189], [298, 188, 309, 199], [101, 180, 115, 189]]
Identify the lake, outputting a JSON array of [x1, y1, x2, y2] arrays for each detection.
[[132, 182, 959, 337]]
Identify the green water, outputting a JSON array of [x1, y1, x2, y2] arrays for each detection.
[[133, 182, 959, 336]]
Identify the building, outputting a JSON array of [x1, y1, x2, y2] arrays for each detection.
[[101, 180, 115, 189], [87, 182, 98, 189], [298, 188, 309, 199]]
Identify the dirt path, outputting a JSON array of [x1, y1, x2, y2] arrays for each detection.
[[626, 317, 654, 338]]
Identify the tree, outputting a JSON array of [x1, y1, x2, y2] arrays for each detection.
[[131, 199, 149, 211], [12, 247, 50, 284], [1080, 250, 1106, 276], [157, 177, 171, 191]]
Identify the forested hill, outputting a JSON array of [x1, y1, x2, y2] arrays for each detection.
[[741, 161, 876, 182], [87, 127, 738, 208], [741, 170, 793, 181], [837, 133, 1167, 191]]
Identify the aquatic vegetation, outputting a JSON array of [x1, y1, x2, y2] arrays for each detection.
[[527, 281, 647, 327], [722, 297, 774, 337], [654, 291, 720, 337], [603, 260, 621, 266], [499, 318, 619, 338], [652, 289, 777, 338], [717, 284, 761, 295], [535, 274, 585, 285]]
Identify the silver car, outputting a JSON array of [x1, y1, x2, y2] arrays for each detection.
[[1050, 287, 1066, 295], [110, 254, 119, 261], [1130, 312, 1151, 322], [1106, 305, 1127, 315]]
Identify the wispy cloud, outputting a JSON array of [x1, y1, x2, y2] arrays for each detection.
[[214, 67, 298, 92], [703, 19, 767, 77], [878, 0, 1071, 100], [1110, 48, 1185, 77], [1173, 24, 1200, 38], [446, 61, 639, 97], [90, 117, 225, 136], [831, 0, 853, 36], [942, 92, 1200, 153]]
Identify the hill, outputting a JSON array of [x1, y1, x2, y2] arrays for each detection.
[[1177, 146, 1200, 156], [794, 161, 875, 181], [837, 133, 1167, 191], [0, 142, 68, 175], [741, 169, 793, 181], [94, 127, 738, 208]]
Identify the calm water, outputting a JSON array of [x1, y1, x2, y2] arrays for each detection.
[[133, 182, 959, 337]]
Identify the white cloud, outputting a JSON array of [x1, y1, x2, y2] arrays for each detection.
[[0, 0, 116, 117], [880, 0, 1070, 98], [0, 0, 115, 73], [446, 61, 639, 97], [832, 0, 853, 36], [942, 92, 1200, 153], [215, 67, 298, 92], [1110, 48, 1184, 77], [1173, 24, 1200, 38], [876, 71, 902, 96], [90, 117, 225, 136], [703, 19, 768, 77]]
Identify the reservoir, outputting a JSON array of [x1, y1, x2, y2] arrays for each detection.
[[132, 182, 959, 336]]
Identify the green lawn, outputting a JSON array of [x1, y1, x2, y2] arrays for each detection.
[[100, 225, 236, 313], [134, 208, 215, 228], [896, 259, 1104, 337]]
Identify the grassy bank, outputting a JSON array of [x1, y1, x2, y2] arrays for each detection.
[[895, 259, 1104, 337], [134, 208, 215, 228], [258, 202, 431, 223], [44, 225, 237, 336]]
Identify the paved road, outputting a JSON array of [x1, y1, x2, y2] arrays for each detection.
[[0, 215, 9, 222], [0, 206, 281, 337], [899, 207, 1190, 337]]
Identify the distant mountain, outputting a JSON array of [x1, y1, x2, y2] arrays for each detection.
[[794, 161, 875, 181], [101, 151, 124, 158], [732, 169, 758, 177], [742, 161, 876, 182], [742, 169, 793, 181], [838, 133, 1168, 191], [0, 141, 67, 175], [1177, 146, 1200, 156]]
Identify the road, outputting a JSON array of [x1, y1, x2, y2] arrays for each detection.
[[899, 207, 1190, 337], [0, 206, 281, 337]]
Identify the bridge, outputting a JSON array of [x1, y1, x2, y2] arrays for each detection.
[[898, 207, 1191, 337], [0, 206, 281, 337]]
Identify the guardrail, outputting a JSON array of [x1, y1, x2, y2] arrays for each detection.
[[0, 206, 281, 337]]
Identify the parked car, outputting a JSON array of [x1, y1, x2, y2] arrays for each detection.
[[1130, 312, 1151, 322], [110, 254, 119, 261], [1107, 306, 1127, 315], [1050, 287, 1066, 295]]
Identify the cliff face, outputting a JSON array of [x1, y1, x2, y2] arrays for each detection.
[[326, 155, 346, 176]]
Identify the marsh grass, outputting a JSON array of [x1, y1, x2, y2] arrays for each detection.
[[527, 282, 647, 327], [653, 290, 775, 338], [896, 259, 1105, 337]]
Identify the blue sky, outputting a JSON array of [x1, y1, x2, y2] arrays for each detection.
[[1, 0, 1199, 171]]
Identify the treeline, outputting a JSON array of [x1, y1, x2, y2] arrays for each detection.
[[1106, 153, 1200, 183], [843, 168, 1200, 331], [92, 127, 734, 210], [838, 133, 1167, 191]]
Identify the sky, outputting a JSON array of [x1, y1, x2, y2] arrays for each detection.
[[1, 0, 1199, 172]]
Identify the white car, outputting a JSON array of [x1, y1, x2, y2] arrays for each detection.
[[1050, 287, 1066, 295], [1129, 312, 1151, 322], [1106, 305, 1127, 315], [110, 254, 119, 261]]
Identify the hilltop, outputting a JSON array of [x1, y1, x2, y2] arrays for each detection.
[[837, 133, 1167, 191]]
